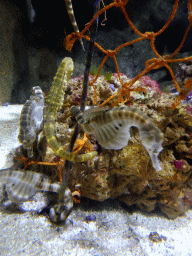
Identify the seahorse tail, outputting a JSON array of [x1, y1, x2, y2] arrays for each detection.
[[44, 111, 98, 162], [49, 187, 73, 222]]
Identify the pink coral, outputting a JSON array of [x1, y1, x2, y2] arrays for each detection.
[[186, 106, 192, 114], [140, 75, 161, 92]]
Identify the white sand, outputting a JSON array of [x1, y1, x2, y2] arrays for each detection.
[[0, 105, 192, 256]]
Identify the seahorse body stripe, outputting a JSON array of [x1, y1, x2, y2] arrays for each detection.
[[18, 86, 44, 150], [0, 169, 60, 203], [64, 0, 85, 50], [0, 169, 73, 222], [70, 106, 164, 172], [49, 187, 73, 222], [44, 57, 98, 162], [46, 59, 73, 112]]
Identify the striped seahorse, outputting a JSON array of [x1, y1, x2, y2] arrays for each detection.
[[70, 106, 164, 172], [64, 0, 85, 50], [44, 57, 98, 162], [18, 86, 44, 157], [0, 169, 73, 222]]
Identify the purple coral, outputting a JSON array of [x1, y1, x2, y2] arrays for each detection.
[[184, 90, 192, 104], [174, 160, 184, 170], [175, 61, 192, 105], [109, 84, 116, 91], [174, 160, 191, 172]]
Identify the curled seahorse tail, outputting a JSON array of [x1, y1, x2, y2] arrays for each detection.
[[44, 110, 98, 162], [49, 187, 73, 222]]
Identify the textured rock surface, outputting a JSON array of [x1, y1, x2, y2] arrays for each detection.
[[60, 74, 192, 219], [3, 72, 192, 221], [1, 105, 192, 255]]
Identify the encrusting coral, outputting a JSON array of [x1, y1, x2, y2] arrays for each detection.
[[1, 0, 192, 222], [8, 71, 192, 220], [59, 72, 192, 219]]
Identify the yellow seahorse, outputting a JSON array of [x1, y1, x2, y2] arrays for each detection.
[[44, 57, 98, 162]]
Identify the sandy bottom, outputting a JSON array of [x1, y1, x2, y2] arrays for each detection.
[[0, 105, 192, 256]]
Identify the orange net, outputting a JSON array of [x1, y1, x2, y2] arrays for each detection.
[[65, 0, 192, 110]]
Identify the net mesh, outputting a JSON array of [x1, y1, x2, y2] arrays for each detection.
[[65, 0, 192, 110]]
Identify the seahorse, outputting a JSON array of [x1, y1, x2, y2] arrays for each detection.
[[18, 86, 44, 157], [70, 105, 164, 172], [43, 57, 97, 221], [0, 169, 73, 222], [64, 0, 85, 50], [44, 57, 98, 162]]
